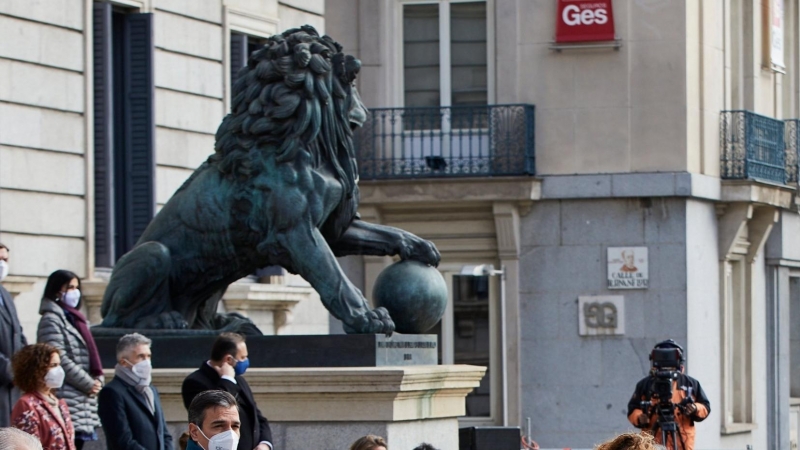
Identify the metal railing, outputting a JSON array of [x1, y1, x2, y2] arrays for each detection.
[[354, 104, 535, 179], [720, 110, 787, 184], [784, 118, 800, 183]]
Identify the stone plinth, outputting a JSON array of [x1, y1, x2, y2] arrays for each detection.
[[100, 365, 486, 450], [220, 282, 312, 334], [81, 280, 108, 324], [81, 279, 310, 334], [91, 334, 438, 369], [2, 275, 36, 299]]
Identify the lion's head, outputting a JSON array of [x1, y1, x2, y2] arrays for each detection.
[[211, 26, 364, 199]]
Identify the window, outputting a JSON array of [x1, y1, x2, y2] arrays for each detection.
[[432, 266, 503, 424], [93, 2, 155, 267], [230, 32, 268, 91], [402, 1, 488, 108], [722, 256, 754, 428], [791, 277, 800, 399], [727, 0, 747, 110]]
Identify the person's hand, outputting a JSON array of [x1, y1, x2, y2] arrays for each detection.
[[89, 379, 102, 396], [636, 413, 650, 427], [679, 396, 696, 415], [254, 444, 271, 450], [213, 361, 235, 379]]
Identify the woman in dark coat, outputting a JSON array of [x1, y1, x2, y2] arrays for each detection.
[[37, 270, 103, 450]]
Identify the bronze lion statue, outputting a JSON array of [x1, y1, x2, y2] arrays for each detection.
[[98, 26, 439, 335]]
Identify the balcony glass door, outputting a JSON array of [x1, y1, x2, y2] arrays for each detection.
[[401, 1, 489, 170]]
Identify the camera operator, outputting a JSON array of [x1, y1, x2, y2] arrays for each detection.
[[626, 340, 710, 450]]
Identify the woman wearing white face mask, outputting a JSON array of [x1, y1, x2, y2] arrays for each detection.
[[37, 270, 103, 449], [11, 343, 76, 450]]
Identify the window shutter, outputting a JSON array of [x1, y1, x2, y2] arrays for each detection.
[[93, 2, 115, 267], [123, 12, 155, 252], [230, 33, 248, 90]]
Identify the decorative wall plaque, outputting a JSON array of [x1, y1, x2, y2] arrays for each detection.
[[578, 295, 625, 336], [607, 247, 648, 289]]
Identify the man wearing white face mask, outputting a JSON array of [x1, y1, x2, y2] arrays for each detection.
[[98, 333, 174, 450], [0, 243, 26, 428], [186, 390, 241, 450]]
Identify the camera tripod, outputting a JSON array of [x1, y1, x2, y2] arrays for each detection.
[[647, 400, 686, 450]]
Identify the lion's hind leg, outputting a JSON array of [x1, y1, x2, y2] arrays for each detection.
[[99, 241, 187, 330]]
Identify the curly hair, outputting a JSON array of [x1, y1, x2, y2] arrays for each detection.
[[596, 433, 660, 450], [12, 343, 59, 394], [349, 435, 387, 450]]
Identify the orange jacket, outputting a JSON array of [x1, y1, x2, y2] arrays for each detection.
[[627, 373, 710, 450]]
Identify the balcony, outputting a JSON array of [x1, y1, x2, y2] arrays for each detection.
[[720, 110, 787, 185], [354, 104, 535, 180]]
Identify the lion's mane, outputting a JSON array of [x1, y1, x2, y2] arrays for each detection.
[[210, 26, 360, 202]]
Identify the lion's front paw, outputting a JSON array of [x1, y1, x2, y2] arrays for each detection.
[[343, 307, 395, 335], [399, 235, 441, 267], [135, 311, 188, 330]]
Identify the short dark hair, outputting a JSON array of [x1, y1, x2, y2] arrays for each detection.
[[210, 332, 245, 361], [188, 390, 238, 427], [43, 270, 81, 302], [413, 444, 439, 450], [0, 243, 9, 252]]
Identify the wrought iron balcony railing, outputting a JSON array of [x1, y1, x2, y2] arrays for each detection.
[[720, 110, 787, 184], [784, 119, 800, 183], [354, 104, 535, 180]]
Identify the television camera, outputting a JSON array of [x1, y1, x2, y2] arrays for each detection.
[[639, 346, 694, 450]]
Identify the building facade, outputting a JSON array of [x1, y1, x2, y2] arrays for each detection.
[[3, 0, 800, 448], [0, 0, 330, 342], [326, 0, 800, 448]]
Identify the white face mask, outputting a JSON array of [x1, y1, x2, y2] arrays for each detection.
[[44, 366, 65, 389], [197, 428, 240, 450], [0, 260, 8, 282], [127, 359, 152, 385], [62, 289, 81, 308]]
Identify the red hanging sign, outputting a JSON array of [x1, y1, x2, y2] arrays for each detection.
[[555, 0, 615, 43]]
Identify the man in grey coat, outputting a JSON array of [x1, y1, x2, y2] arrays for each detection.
[[0, 244, 27, 427]]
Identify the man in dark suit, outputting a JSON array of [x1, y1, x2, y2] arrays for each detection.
[[98, 333, 174, 450], [182, 333, 273, 450], [0, 243, 26, 427]]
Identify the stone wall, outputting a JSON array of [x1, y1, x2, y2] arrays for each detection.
[[518, 197, 689, 447]]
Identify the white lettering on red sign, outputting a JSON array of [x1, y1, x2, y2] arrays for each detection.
[[562, 5, 608, 26], [555, 0, 615, 43]]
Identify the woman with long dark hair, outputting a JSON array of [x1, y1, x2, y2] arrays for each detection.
[[37, 270, 103, 449]]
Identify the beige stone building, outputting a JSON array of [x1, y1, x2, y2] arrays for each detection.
[[0, 0, 329, 341], [3, 0, 800, 449], [326, 0, 800, 448]]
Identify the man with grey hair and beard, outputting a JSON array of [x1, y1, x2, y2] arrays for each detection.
[[98, 333, 173, 450], [0, 427, 43, 450]]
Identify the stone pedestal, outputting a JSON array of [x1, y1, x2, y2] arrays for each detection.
[[81, 280, 108, 324], [220, 282, 312, 334], [81, 279, 311, 334], [100, 365, 486, 450], [2, 275, 36, 299]]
